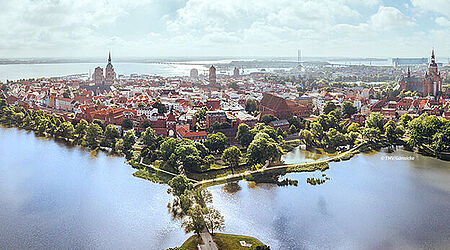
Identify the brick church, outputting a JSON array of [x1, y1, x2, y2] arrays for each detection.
[[399, 49, 442, 97], [259, 92, 310, 119]]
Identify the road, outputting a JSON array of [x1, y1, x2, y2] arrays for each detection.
[[138, 158, 198, 183], [193, 141, 366, 187], [199, 229, 218, 250]]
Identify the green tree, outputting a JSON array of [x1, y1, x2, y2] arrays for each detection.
[[85, 123, 103, 148], [288, 117, 302, 131], [115, 139, 124, 153], [183, 155, 203, 172], [174, 144, 202, 172], [324, 128, 347, 150], [346, 131, 359, 145], [195, 107, 208, 121], [407, 116, 424, 147], [0, 98, 7, 108], [408, 114, 447, 150], [276, 127, 284, 137], [245, 99, 258, 114], [260, 114, 277, 124], [205, 155, 215, 167], [104, 124, 120, 146], [123, 130, 136, 153], [347, 123, 360, 133], [365, 112, 384, 132], [142, 127, 158, 149], [121, 118, 133, 130], [92, 119, 104, 130], [310, 122, 324, 139], [182, 204, 206, 237], [75, 119, 88, 138], [362, 127, 381, 143], [192, 188, 213, 208], [236, 123, 254, 147], [399, 114, 412, 128], [342, 101, 357, 118], [323, 101, 337, 115], [247, 132, 283, 164], [204, 207, 225, 235], [168, 175, 194, 197], [299, 129, 314, 148], [152, 101, 167, 114], [289, 125, 297, 134], [193, 141, 209, 158], [384, 120, 398, 144], [141, 119, 151, 129], [204, 132, 229, 153], [14, 112, 24, 125], [222, 146, 241, 174], [56, 121, 75, 139], [317, 114, 339, 131], [160, 137, 179, 161]]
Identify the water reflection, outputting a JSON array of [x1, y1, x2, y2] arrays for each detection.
[[2, 126, 449, 250], [210, 148, 450, 250], [0, 127, 186, 249], [222, 182, 241, 194], [281, 146, 336, 164]]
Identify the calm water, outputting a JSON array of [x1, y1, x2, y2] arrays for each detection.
[[1, 127, 450, 250], [211, 148, 450, 250], [281, 146, 336, 164], [0, 62, 289, 82], [0, 62, 207, 82], [0, 127, 186, 249]]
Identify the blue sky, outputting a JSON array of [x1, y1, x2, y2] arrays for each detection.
[[0, 0, 448, 58]]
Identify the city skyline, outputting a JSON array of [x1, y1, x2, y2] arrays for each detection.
[[0, 0, 449, 58]]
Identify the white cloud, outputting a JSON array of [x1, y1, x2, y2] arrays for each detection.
[[0, 0, 448, 57], [368, 6, 415, 30], [411, 0, 450, 17], [435, 17, 450, 27]]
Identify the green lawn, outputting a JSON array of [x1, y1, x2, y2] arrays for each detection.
[[180, 235, 203, 249], [213, 233, 265, 250], [179, 233, 265, 250]]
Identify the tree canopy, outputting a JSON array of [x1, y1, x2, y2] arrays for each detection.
[[204, 132, 229, 153]]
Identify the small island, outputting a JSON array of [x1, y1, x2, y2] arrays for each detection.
[[178, 233, 267, 250]]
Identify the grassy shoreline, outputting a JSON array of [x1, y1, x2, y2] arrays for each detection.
[[180, 233, 265, 250]]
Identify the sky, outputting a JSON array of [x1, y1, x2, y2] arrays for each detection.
[[0, 0, 448, 59]]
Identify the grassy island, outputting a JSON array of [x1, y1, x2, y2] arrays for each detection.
[[180, 233, 266, 250]]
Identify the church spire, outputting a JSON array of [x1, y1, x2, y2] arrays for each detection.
[[108, 51, 111, 63]]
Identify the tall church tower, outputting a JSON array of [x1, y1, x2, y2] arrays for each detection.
[[428, 49, 438, 75], [209, 65, 216, 86], [424, 49, 442, 97], [105, 52, 116, 85]]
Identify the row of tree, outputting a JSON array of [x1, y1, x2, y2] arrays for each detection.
[[0, 99, 138, 159], [298, 101, 359, 151], [167, 175, 224, 237], [407, 113, 450, 153]]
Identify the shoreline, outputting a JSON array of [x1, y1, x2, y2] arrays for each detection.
[[1, 124, 448, 191]]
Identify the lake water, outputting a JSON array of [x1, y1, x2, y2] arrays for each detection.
[[0, 62, 290, 82], [0, 62, 209, 82], [1, 127, 450, 250], [211, 148, 450, 250], [0, 127, 186, 249]]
